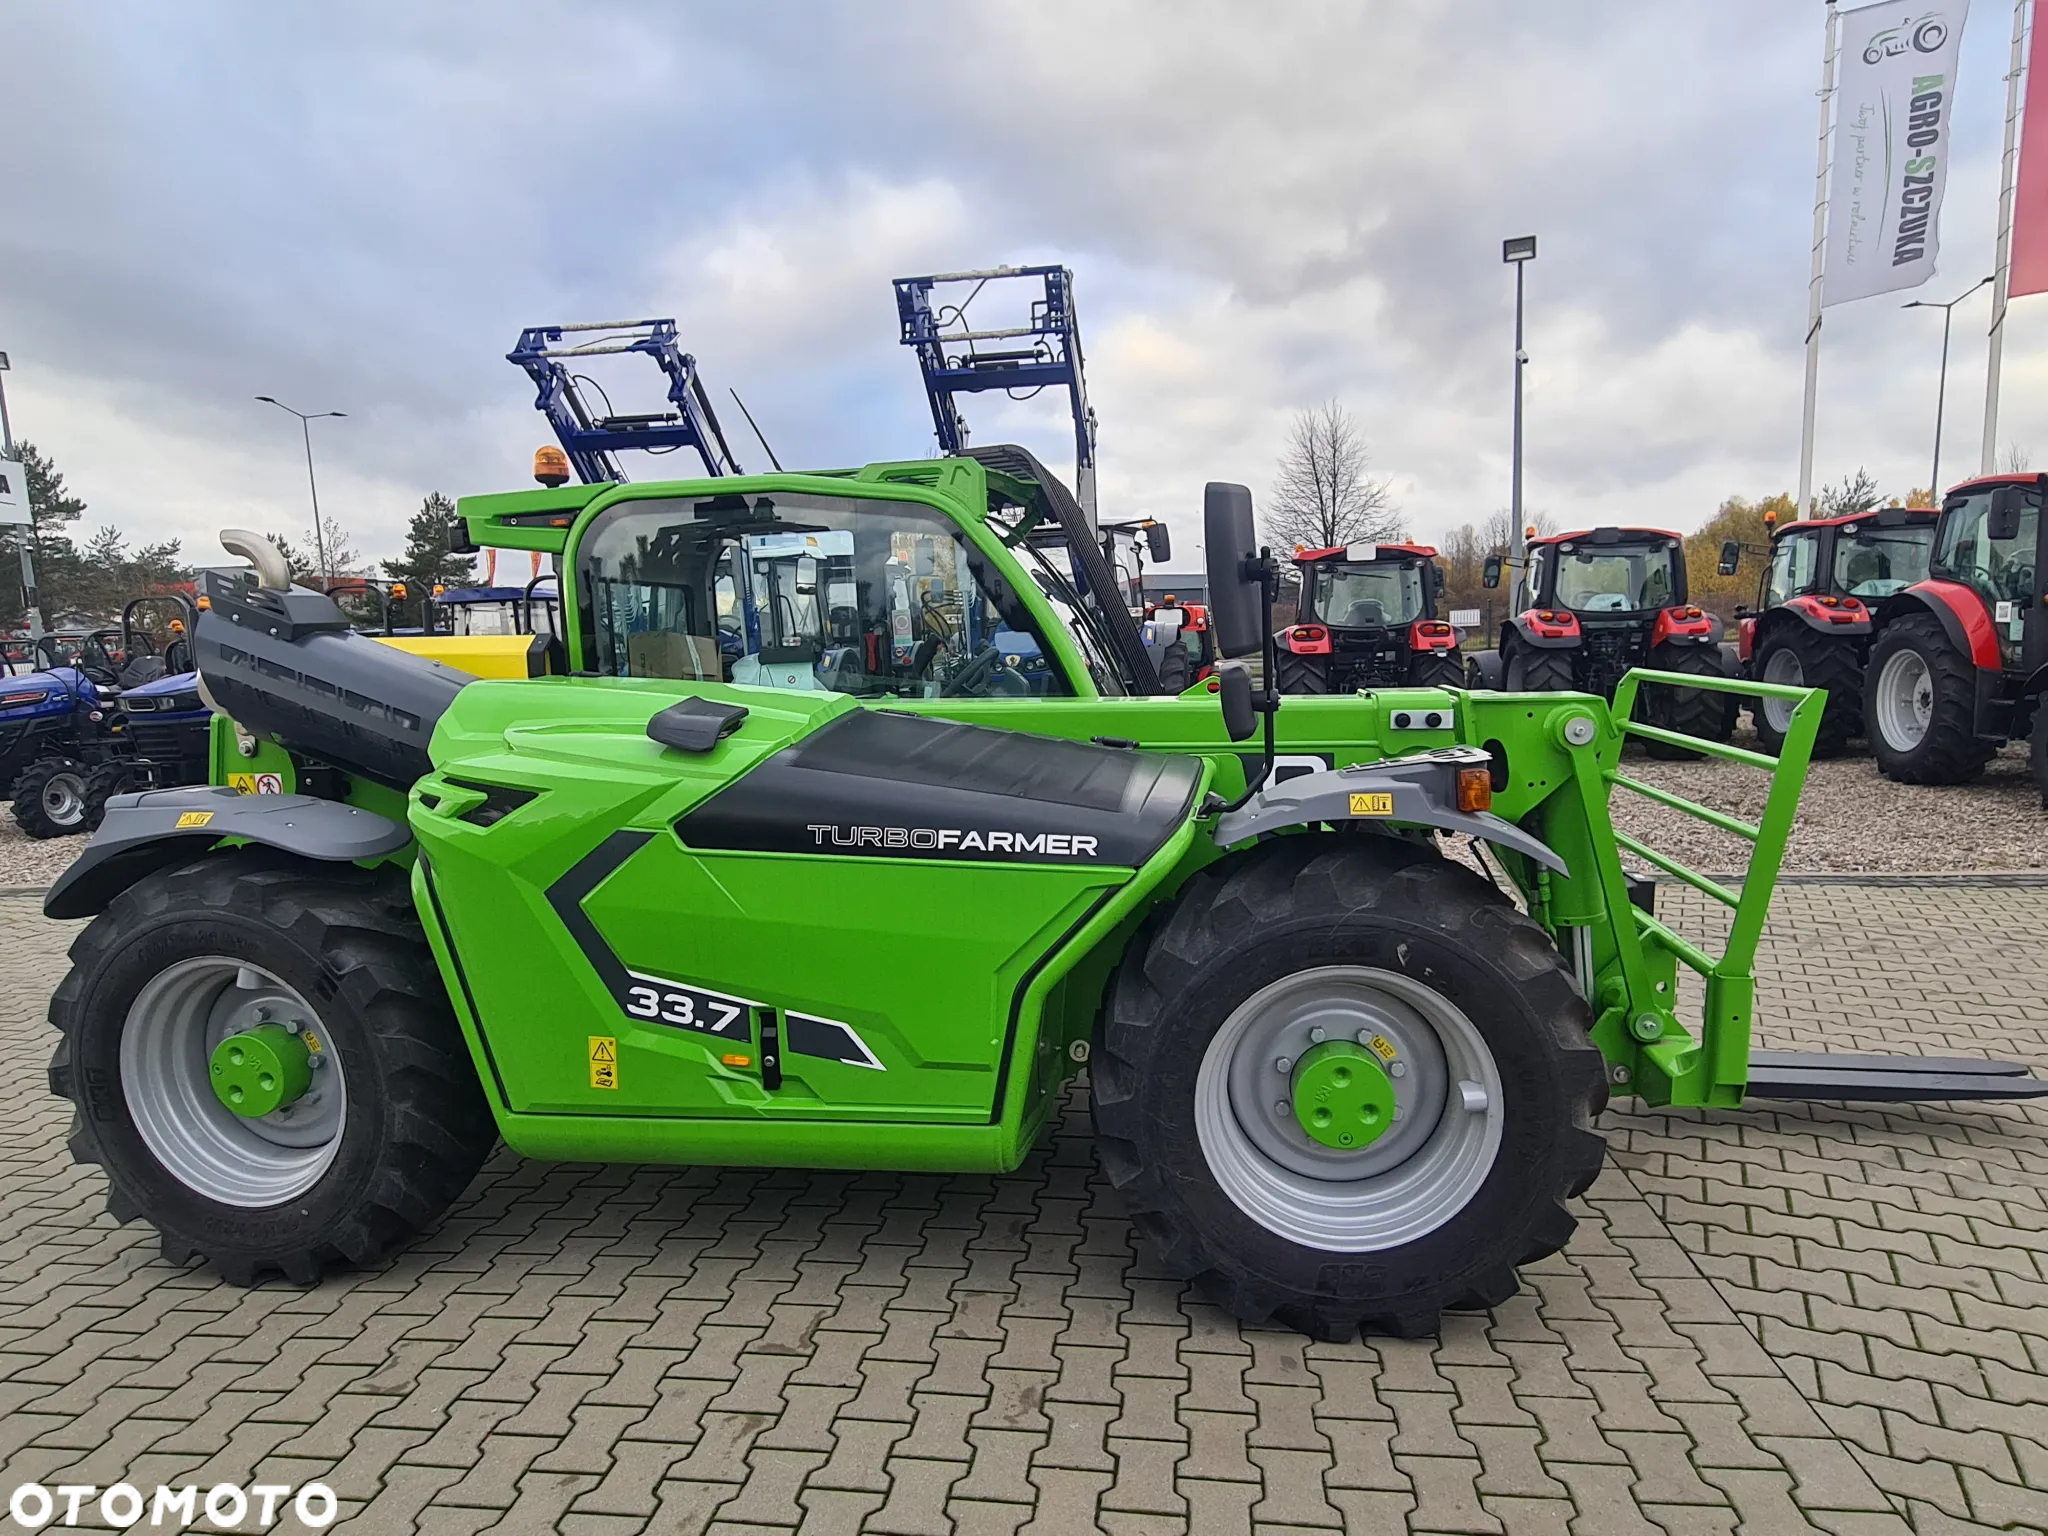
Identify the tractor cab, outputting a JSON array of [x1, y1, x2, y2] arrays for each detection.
[[1864, 474, 2048, 792], [1273, 543, 1459, 694], [1467, 526, 1733, 749]]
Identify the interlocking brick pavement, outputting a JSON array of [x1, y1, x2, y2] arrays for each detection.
[[0, 882, 2043, 1535]]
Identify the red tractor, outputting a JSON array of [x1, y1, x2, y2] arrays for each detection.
[[1143, 595, 1215, 692], [1863, 473, 2047, 798], [1272, 542, 1462, 693], [1467, 525, 1734, 753], [1719, 505, 1937, 757]]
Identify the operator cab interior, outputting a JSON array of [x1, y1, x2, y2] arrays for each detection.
[[580, 491, 1073, 699]]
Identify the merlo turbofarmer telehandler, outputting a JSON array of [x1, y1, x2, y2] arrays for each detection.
[[44, 446, 2047, 1340]]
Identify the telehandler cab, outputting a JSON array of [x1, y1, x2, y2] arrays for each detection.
[[43, 446, 2047, 1340]]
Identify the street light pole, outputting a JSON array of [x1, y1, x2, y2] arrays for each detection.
[[1903, 276, 1992, 498], [255, 396, 346, 586], [1503, 236, 1537, 586]]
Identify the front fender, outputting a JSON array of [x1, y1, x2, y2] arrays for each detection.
[[1212, 750, 1566, 874], [43, 786, 412, 919]]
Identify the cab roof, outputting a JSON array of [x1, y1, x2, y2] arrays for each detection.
[[1529, 526, 1681, 548], [1768, 506, 1937, 536], [1293, 542, 1438, 562]]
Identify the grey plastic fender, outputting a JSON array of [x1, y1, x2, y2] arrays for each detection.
[[44, 785, 411, 920], [1213, 747, 1567, 875]]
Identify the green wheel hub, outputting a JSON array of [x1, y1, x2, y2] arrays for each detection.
[[208, 1024, 312, 1119], [1291, 1039, 1396, 1150]]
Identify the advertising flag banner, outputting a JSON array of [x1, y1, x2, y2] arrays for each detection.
[[1823, 1, 1971, 307], [2008, 6, 2048, 297]]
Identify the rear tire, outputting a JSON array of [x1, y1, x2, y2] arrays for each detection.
[[47, 850, 497, 1285], [1504, 647, 1575, 693], [1639, 644, 1734, 760], [1863, 614, 1994, 784], [2030, 701, 2047, 810], [12, 757, 91, 838], [1275, 653, 1331, 694], [1093, 837, 1607, 1340], [1407, 654, 1466, 690], [1752, 628, 1861, 758]]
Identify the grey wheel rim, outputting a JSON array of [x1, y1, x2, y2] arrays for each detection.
[[41, 770, 85, 826], [1760, 648, 1803, 735], [1194, 966, 1505, 1252], [1875, 647, 1931, 751], [120, 957, 347, 1207]]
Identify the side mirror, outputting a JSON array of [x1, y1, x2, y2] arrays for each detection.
[[1988, 485, 2025, 542], [1718, 540, 1741, 578], [1145, 523, 1171, 562], [1203, 482, 1264, 658], [1482, 555, 1503, 590], [1216, 661, 1256, 742]]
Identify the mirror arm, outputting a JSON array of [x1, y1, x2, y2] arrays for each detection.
[[1215, 548, 1283, 814]]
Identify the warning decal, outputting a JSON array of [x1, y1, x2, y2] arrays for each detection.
[[1347, 792, 1394, 817], [589, 1036, 618, 1090]]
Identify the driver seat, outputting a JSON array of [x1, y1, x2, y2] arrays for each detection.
[[1342, 599, 1387, 628]]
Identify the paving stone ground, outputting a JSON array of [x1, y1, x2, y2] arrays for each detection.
[[0, 883, 2042, 1535]]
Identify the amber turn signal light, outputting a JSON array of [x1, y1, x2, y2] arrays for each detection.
[[1456, 767, 1493, 813]]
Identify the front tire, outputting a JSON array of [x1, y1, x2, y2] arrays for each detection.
[[83, 759, 148, 833], [12, 756, 91, 838], [1093, 837, 1606, 1340], [48, 850, 497, 1285], [1863, 614, 1994, 784]]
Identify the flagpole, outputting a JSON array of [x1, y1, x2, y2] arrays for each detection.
[[1982, 0, 2031, 477], [1798, 1, 1840, 520]]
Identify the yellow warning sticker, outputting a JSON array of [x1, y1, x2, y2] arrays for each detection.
[[227, 774, 256, 794], [174, 810, 215, 828], [1367, 1033, 1399, 1063], [589, 1036, 618, 1090], [1347, 792, 1394, 816], [302, 1029, 323, 1056]]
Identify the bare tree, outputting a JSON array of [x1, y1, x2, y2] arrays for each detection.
[[1816, 468, 1881, 517], [1263, 402, 1401, 552], [2000, 442, 2033, 474], [1483, 506, 1557, 553]]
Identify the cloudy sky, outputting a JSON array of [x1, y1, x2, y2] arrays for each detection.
[[3, 1, 2043, 575]]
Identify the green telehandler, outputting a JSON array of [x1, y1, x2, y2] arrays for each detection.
[[42, 445, 2047, 1339]]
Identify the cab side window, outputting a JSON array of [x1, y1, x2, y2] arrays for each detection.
[[1764, 534, 1816, 608]]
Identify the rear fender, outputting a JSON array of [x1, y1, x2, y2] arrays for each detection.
[[1508, 613, 1582, 650], [1649, 607, 1722, 646], [1778, 594, 1871, 638], [1407, 619, 1457, 653], [43, 785, 411, 919], [1880, 583, 1999, 670], [1211, 749, 1566, 875]]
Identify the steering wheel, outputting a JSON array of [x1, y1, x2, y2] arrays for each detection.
[[77, 630, 122, 686], [938, 643, 1003, 698]]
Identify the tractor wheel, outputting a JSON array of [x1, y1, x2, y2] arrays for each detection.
[[1275, 653, 1330, 694], [12, 757, 91, 839], [47, 849, 497, 1286], [83, 759, 148, 833], [2031, 703, 2048, 810], [1752, 629, 1861, 758], [1863, 614, 1995, 784], [1407, 654, 1466, 690], [1504, 647, 1574, 693], [1638, 644, 1734, 760], [1093, 835, 1607, 1340], [1154, 645, 1192, 695]]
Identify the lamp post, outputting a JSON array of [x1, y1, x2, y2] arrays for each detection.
[[1502, 236, 1537, 583], [256, 396, 346, 585], [1903, 276, 1992, 499]]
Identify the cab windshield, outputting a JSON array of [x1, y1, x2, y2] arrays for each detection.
[[1546, 541, 1679, 613], [1833, 523, 1931, 599], [580, 491, 1073, 698], [1306, 563, 1426, 628], [1936, 488, 2038, 610]]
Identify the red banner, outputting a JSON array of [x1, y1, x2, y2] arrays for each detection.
[[2009, 11, 2048, 296]]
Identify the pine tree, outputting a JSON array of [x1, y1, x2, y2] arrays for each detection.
[[381, 493, 475, 629]]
